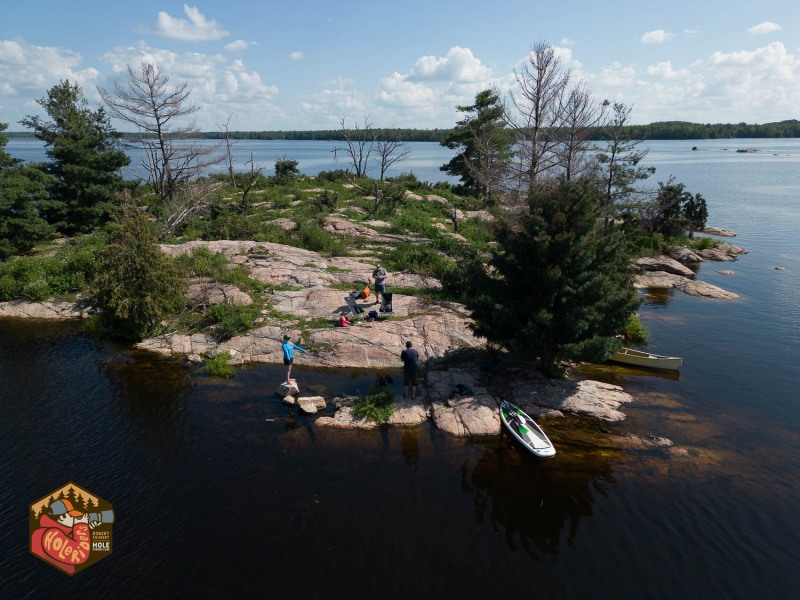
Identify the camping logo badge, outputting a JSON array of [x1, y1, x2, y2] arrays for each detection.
[[29, 482, 114, 575]]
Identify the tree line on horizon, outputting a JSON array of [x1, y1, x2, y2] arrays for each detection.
[[5, 119, 799, 142]]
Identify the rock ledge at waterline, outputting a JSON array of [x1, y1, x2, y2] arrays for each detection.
[[315, 366, 639, 436]]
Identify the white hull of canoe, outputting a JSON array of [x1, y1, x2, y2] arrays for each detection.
[[609, 347, 682, 370], [499, 400, 556, 459]]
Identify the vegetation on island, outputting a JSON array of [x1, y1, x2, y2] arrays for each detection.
[[2, 42, 720, 375]]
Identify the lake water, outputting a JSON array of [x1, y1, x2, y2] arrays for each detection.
[[3, 137, 459, 184], [1, 139, 799, 598]]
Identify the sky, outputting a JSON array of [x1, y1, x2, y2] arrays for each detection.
[[1, 0, 798, 132]]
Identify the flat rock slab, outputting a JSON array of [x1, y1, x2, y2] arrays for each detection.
[[0, 300, 87, 319], [635, 256, 695, 277], [426, 369, 500, 436], [512, 378, 635, 422], [387, 396, 429, 426], [297, 396, 325, 414], [316, 406, 379, 430], [635, 272, 739, 299]]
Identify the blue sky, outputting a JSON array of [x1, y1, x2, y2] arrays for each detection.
[[1, 1, 798, 132]]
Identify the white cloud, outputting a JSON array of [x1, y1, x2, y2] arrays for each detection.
[[289, 51, 304, 61], [641, 30, 676, 44], [152, 4, 229, 41], [95, 42, 280, 129], [747, 22, 782, 35], [684, 29, 699, 36], [408, 46, 492, 82], [224, 40, 256, 53], [647, 61, 690, 80], [0, 40, 97, 98], [378, 72, 438, 106]]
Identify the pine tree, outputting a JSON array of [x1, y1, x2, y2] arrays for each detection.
[[440, 89, 512, 200], [0, 123, 56, 259], [466, 178, 640, 376], [20, 80, 130, 233]]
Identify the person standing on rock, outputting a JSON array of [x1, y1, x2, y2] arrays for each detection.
[[372, 264, 387, 305], [281, 334, 307, 383], [400, 340, 419, 400]]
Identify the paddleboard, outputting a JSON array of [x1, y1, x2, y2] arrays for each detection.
[[499, 400, 556, 459]]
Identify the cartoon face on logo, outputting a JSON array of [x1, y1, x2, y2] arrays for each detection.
[[29, 482, 114, 575]]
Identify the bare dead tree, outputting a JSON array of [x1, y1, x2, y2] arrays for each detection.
[[238, 153, 264, 213], [505, 42, 570, 194], [374, 138, 410, 181], [219, 114, 236, 188], [98, 61, 223, 210], [333, 116, 376, 177], [161, 178, 225, 239], [556, 81, 606, 181]]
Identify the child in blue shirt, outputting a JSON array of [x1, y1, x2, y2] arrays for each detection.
[[281, 334, 307, 383]]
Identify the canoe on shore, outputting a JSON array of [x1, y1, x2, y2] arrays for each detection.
[[609, 346, 682, 370]]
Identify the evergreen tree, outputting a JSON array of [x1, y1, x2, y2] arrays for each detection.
[[594, 102, 655, 229], [20, 80, 130, 233], [440, 89, 512, 200], [95, 203, 184, 340], [0, 123, 56, 259], [466, 178, 639, 376], [645, 177, 708, 237]]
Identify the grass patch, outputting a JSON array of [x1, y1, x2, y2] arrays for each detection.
[[351, 387, 395, 424], [0, 235, 104, 302], [204, 351, 235, 378], [174, 247, 263, 295]]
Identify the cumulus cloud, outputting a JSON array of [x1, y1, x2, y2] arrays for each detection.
[[647, 61, 690, 79], [0, 40, 96, 98], [641, 30, 676, 44], [408, 46, 492, 82], [151, 4, 229, 41], [95, 42, 280, 129], [289, 51, 304, 61], [747, 22, 782, 35], [378, 72, 438, 106], [224, 40, 256, 53]]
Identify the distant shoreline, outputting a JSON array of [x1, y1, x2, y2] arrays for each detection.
[[5, 119, 800, 142]]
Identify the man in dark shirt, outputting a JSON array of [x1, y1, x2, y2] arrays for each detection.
[[400, 340, 419, 400]]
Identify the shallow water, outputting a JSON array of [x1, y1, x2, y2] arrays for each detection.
[[2, 139, 799, 598]]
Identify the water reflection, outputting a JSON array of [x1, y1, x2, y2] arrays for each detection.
[[460, 437, 614, 558], [99, 348, 195, 459]]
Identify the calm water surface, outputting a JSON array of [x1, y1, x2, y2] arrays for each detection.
[[1, 139, 799, 598]]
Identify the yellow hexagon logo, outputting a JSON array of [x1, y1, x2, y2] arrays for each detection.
[[29, 482, 114, 575]]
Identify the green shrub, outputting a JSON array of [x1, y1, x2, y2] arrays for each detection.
[[620, 314, 649, 344], [689, 236, 718, 250], [204, 351, 235, 378], [383, 243, 451, 278], [315, 169, 352, 183], [94, 204, 185, 340], [205, 302, 260, 340], [351, 387, 395, 424], [0, 239, 103, 301]]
